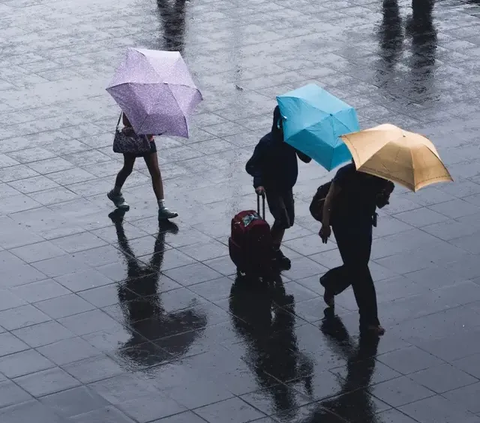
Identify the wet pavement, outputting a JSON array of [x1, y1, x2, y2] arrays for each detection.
[[1, 0, 480, 421]]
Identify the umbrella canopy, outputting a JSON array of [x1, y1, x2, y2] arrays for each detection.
[[106, 48, 202, 137], [276, 84, 360, 171], [341, 124, 453, 192]]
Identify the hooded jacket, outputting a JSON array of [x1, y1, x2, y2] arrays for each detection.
[[246, 107, 310, 190]]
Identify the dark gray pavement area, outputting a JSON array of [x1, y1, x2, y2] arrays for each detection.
[[2, 0, 480, 421]]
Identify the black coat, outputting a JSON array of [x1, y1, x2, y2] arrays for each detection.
[[246, 106, 310, 190]]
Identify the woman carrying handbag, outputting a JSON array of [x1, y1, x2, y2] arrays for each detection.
[[108, 113, 178, 220]]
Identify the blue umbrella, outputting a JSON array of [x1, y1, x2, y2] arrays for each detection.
[[277, 84, 360, 171]]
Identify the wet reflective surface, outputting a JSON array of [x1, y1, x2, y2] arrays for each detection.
[[2, 0, 480, 421]]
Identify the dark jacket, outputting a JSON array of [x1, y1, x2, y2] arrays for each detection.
[[246, 107, 311, 190], [333, 163, 395, 226]]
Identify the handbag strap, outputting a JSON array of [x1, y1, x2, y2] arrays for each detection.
[[116, 112, 123, 131]]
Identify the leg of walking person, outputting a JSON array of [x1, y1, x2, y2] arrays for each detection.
[[108, 154, 136, 210], [342, 223, 382, 334], [325, 223, 381, 334], [321, 224, 354, 306], [143, 152, 178, 220], [266, 190, 292, 269]]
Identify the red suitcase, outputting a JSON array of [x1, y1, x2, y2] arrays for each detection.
[[229, 195, 273, 277]]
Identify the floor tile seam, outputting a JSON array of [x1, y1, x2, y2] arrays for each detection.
[[174, 276, 235, 295], [10, 374, 84, 401], [369, 380, 438, 408], [0, 380, 34, 410], [0, 341, 33, 360], [0, 198, 45, 215], [309, 299, 480, 336], [22, 186, 83, 206], [434, 362, 480, 385], [0, 366, 58, 400], [240, 389, 309, 422], [375, 348, 450, 373], [403, 222, 480, 259], [53, 354, 124, 384], [1, 248, 52, 269], [28, 294, 103, 322], [369, 246, 456, 270], [401, 328, 480, 364], [0, 348, 57, 379], [447, 355, 480, 379], [397, 389, 480, 419], [21, 224, 123, 257], [390, 201, 469, 222], [190, 394, 269, 422]]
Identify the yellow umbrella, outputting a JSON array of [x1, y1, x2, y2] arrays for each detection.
[[340, 124, 453, 192]]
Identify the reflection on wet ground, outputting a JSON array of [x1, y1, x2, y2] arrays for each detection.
[[377, 0, 437, 103], [156, 0, 187, 52], [2, 0, 480, 421], [112, 211, 207, 370]]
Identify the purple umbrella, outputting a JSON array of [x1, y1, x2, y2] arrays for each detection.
[[106, 48, 202, 137]]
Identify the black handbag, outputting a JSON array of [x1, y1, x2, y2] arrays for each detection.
[[309, 181, 331, 222], [113, 113, 152, 154]]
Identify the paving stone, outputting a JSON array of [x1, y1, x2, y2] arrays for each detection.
[[39, 386, 109, 418], [407, 363, 478, 394], [14, 367, 81, 398], [2, 0, 480, 421], [0, 349, 55, 379]]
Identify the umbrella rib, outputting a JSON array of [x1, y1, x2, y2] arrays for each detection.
[[166, 84, 188, 131], [330, 114, 356, 140], [137, 113, 151, 136], [109, 82, 194, 89], [409, 143, 416, 190]]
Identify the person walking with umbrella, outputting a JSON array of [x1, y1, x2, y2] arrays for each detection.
[[107, 113, 178, 220], [106, 48, 203, 220], [319, 161, 394, 336], [320, 124, 452, 335], [246, 106, 311, 269]]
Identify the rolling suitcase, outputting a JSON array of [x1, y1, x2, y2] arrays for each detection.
[[229, 195, 273, 277]]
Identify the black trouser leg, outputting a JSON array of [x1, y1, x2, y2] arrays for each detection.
[[326, 223, 379, 328]]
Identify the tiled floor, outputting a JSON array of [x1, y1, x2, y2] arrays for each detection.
[[1, 0, 480, 421]]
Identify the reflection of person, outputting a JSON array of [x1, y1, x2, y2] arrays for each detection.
[[376, 0, 437, 104], [319, 162, 394, 335], [307, 312, 380, 422], [108, 113, 177, 221], [406, 0, 437, 98], [229, 276, 313, 416], [156, 0, 187, 53], [110, 211, 206, 366], [378, 0, 403, 71], [246, 106, 311, 269]]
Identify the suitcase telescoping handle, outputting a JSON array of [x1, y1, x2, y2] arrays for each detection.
[[257, 193, 266, 220]]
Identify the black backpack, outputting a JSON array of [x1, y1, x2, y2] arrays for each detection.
[[309, 181, 331, 222]]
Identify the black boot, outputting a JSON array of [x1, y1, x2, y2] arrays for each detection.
[[272, 248, 291, 270]]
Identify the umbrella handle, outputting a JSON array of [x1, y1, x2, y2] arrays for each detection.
[[257, 194, 265, 220], [115, 112, 123, 131]]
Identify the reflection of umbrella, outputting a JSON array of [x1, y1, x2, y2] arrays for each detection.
[[109, 211, 207, 369], [229, 276, 314, 417], [341, 123, 453, 192], [306, 312, 380, 423], [106, 48, 202, 137], [276, 84, 359, 171]]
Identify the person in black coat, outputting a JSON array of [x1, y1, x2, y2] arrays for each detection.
[[319, 163, 394, 336], [246, 106, 311, 269]]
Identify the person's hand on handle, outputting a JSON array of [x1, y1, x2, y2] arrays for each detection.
[[255, 186, 265, 196], [319, 224, 331, 244]]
